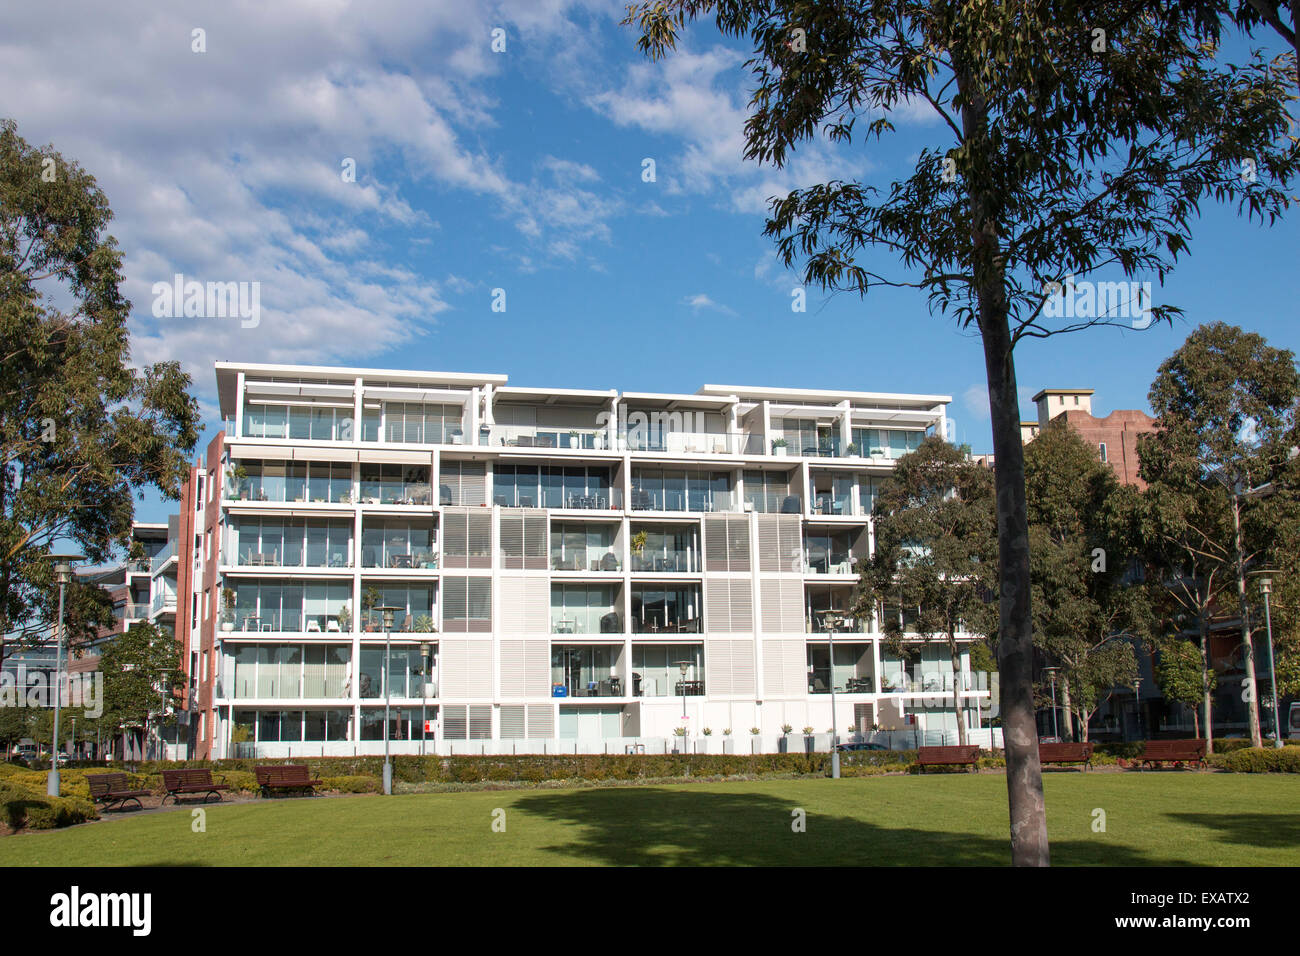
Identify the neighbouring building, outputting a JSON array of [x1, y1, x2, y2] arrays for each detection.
[[162, 361, 994, 759], [1027, 387, 1158, 488]]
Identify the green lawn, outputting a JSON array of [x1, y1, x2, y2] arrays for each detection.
[[2, 773, 1297, 866]]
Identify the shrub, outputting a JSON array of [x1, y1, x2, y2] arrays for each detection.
[[1221, 747, 1300, 773], [0, 781, 97, 830], [320, 775, 380, 793]]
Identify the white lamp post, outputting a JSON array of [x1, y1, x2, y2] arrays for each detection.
[[375, 605, 401, 794], [43, 552, 83, 796], [1254, 574, 1283, 749], [823, 610, 843, 778]]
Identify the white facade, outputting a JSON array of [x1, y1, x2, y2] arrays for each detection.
[[196, 363, 989, 757]]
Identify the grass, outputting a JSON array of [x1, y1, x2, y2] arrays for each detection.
[[1, 773, 1297, 866]]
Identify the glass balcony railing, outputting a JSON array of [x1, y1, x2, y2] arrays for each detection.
[[621, 430, 762, 456], [551, 549, 619, 572], [149, 541, 177, 574], [628, 489, 735, 513], [628, 550, 699, 573], [357, 481, 432, 506]]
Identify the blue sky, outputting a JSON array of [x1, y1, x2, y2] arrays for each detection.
[[2, 1, 1296, 525]]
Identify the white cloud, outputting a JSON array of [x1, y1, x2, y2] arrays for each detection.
[[0, 0, 624, 401], [963, 384, 991, 420], [683, 293, 737, 317]]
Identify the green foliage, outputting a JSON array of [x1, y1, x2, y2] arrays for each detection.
[[0, 119, 200, 663], [98, 621, 181, 736], [1221, 746, 1300, 773], [1153, 637, 1217, 716], [320, 775, 380, 793], [0, 779, 97, 829]]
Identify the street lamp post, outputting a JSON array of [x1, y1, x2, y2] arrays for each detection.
[[1043, 666, 1060, 741], [1257, 576, 1284, 750], [673, 660, 692, 744], [420, 641, 431, 758], [44, 552, 83, 797], [1133, 677, 1144, 741], [823, 611, 843, 779], [375, 606, 401, 795]]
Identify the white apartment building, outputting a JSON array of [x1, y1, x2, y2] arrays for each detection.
[[176, 362, 991, 758]]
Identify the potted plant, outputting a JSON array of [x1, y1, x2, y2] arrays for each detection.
[[229, 463, 249, 499], [361, 587, 381, 630], [771, 437, 788, 457], [702, 727, 712, 736], [336, 605, 351, 632], [568, 430, 579, 449], [845, 442, 859, 457], [220, 588, 237, 631], [413, 614, 435, 633]]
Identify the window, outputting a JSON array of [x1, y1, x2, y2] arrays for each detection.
[[743, 471, 794, 513], [1098, 442, 1108, 462], [442, 577, 491, 632]]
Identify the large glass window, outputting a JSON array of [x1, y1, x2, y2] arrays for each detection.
[[229, 518, 351, 568], [551, 584, 620, 634], [550, 645, 620, 697], [631, 644, 703, 697], [359, 464, 431, 505], [230, 581, 350, 632], [631, 469, 733, 512], [628, 524, 699, 572], [630, 586, 702, 633], [361, 519, 436, 569], [551, 523, 617, 571], [228, 643, 349, 699], [243, 403, 353, 441], [358, 645, 435, 699], [807, 643, 874, 694], [358, 583, 436, 631]]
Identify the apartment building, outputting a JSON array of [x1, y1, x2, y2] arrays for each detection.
[[171, 362, 990, 758]]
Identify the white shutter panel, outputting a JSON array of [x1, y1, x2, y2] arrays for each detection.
[[468, 705, 492, 738], [727, 517, 751, 571], [704, 518, 728, 571], [730, 639, 755, 695], [525, 639, 550, 697], [524, 511, 548, 569], [500, 705, 526, 738], [781, 579, 804, 633], [758, 516, 781, 572], [524, 579, 549, 633], [705, 578, 730, 633], [468, 512, 491, 568], [466, 641, 494, 697], [500, 512, 524, 568], [728, 578, 752, 633], [499, 577, 526, 634], [763, 638, 787, 696], [779, 517, 804, 573], [460, 463, 486, 507], [500, 640, 526, 696], [707, 640, 732, 696], [441, 640, 467, 698], [527, 704, 555, 738]]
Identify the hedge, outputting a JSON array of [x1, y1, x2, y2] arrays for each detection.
[[1219, 747, 1300, 773], [0, 781, 97, 830]]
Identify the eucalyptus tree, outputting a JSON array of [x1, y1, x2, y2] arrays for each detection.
[[856, 436, 998, 747], [1024, 420, 1150, 741], [0, 119, 199, 667], [624, 0, 1298, 864], [1139, 322, 1300, 748]]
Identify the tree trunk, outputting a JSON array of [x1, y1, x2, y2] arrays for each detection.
[[1192, 703, 1200, 738], [950, 637, 968, 746], [1231, 492, 1263, 748], [1076, 708, 1090, 743], [1200, 611, 1214, 754], [1060, 681, 1075, 741], [959, 58, 1047, 866], [980, 288, 1048, 866]]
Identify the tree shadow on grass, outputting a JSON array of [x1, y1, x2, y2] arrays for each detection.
[[512, 787, 1199, 866], [1164, 812, 1300, 849]]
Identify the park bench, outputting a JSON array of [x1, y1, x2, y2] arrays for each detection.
[[254, 764, 322, 797], [87, 772, 152, 811], [1038, 742, 1094, 770], [916, 745, 981, 773], [1139, 739, 1207, 770], [161, 768, 230, 805]]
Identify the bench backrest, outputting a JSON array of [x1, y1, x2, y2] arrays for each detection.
[[1143, 739, 1206, 757], [87, 772, 131, 795], [162, 768, 214, 788], [917, 745, 980, 762], [255, 764, 313, 785], [1039, 742, 1094, 760]]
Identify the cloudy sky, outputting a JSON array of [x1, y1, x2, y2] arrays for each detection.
[[3, 0, 1298, 497]]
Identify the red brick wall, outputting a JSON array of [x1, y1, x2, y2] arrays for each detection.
[[1055, 408, 1158, 488]]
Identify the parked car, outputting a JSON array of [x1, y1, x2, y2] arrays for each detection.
[[836, 742, 888, 752], [13, 745, 38, 763]]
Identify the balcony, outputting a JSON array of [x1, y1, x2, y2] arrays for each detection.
[[149, 541, 178, 574], [551, 644, 622, 698], [628, 488, 735, 513], [490, 426, 610, 450], [807, 643, 875, 694], [621, 430, 760, 456], [631, 644, 704, 698]]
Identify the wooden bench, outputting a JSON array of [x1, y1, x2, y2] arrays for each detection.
[[161, 768, 230, 805], [254, 764, 322, 797], [1038, 741, 1094, 770], [1139, 739, 1207, 770], [87, 772, 152, 811], [916, 745, 981, 773]]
